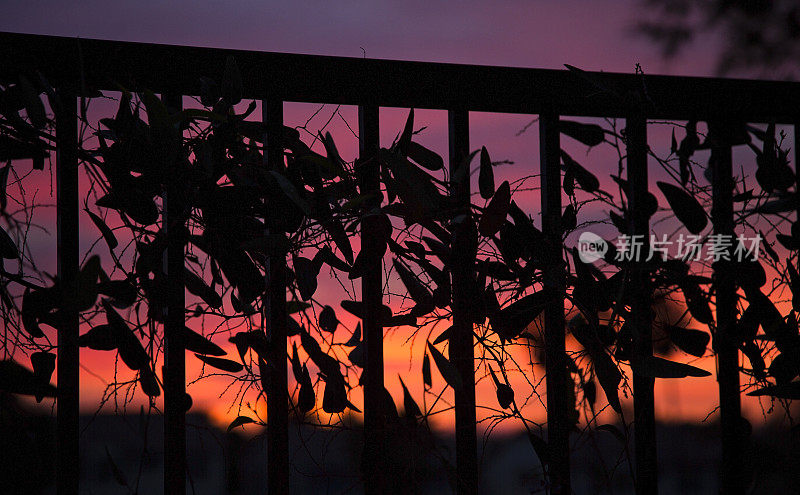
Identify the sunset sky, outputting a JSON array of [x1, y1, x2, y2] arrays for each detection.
[[0, 0, 723, 75], [1, 1, 791, 436]]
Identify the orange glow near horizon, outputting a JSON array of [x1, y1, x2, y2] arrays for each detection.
[[54, 298, 789, 437]]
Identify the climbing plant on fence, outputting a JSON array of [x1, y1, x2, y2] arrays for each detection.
[[2, 41, 800, 494]]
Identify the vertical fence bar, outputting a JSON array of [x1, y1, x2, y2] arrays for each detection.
[[263, 98, 289, 495], [710, 123, 742, 495], [56, 86, 79, 495], [447, 108, 478, 495], [626, 114, 658, 495], [358, 105, 386, 494], [539, 111, 570, 494], [161, 93, 186, 495], [796, 124, 800, 224]]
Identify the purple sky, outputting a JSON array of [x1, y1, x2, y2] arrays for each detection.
[[0, 0, 721, 76]]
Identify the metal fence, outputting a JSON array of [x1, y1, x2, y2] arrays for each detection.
[[3, 30, 799, 495]]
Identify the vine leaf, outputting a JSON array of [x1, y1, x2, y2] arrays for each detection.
[[563, 165, 575, 196], [0, 135, 48, 168], [139, 367, 160, 397], [319, 305, 339, 333], [195, 354, 243, 373], [561, 151, 599, 193], [0, 359, 57, 397], [657, 181, 707, 234], [18, 75, 47, 128], [490, 289, 554, 342], [433, 326, 452, 345], [397, 109, 414, 155], [0, 165, 9, 211], [298, 364, 316, 413], [183, 327, 226, 356], [562, 204, 577, 231], [637, 355, 711, 378], [678, 276, 713, 324], [399, 375, 422, 420], [571, 316, 622, 413], [183, 393, 193, 412], [344, 322, 361, 347], [78, 324, 118, 350], [348, 341, 365, 368], [227, 415, 256, 432], [787, 262, 800, 313], [407, 141, 444, 171], [422, 352, 432, 388], [269, 170, 311, 216], [560, 120, 605, 147], [98, 277, 137, 309], [340, 299, 393, 326], [286, 300, 311, 314], [69, 255, 101, 312], [184, 267, 222, 309], [349, 213, 391, 280], [21, 288, 48, 338], [294, 255, 321, 301], [665, 326, 709, 357], [747, 380, 800, 399], [489, 366, 514, 409], [382, 148, 447, 224], [321, 374, 348, 413], [677, 121, 699, 186], [426, 342, 463, 391], [315, 246, 351, 273], [322, 217, 354, 264], [253, 357, 267, 391], [229, 330, 268, 361], [290, 342, 303, 382], [479, 146, 495, 200], [300, 330, 342, 380], [85, 209, 118, 250], [321, 131, 346, 169], [30, 351, 56, 402], [393, 259, 433, 308], [0, 224, 18, 259], [478, 180, 511, 237], [611, 175, 659, 220], [103, 300, 149, 371]]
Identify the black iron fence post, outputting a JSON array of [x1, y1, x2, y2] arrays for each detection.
[[626, 114, 658, 495], [447, 108, 479, 495], [539, 110, 571, 494], [263, 98, 290, 495], [161, 93, 187, 494], [709, 122, 742, 495], [55, 86, 80, 495], [358, 105, 387, 494]]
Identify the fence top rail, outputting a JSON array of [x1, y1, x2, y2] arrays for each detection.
[[2, 30, 800, 122]]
